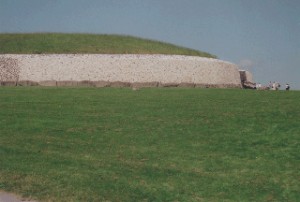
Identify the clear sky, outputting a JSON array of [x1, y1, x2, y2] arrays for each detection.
[[1, 0, 299, 89]]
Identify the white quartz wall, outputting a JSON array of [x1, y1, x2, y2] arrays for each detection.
[[1, 54, 242, 86]]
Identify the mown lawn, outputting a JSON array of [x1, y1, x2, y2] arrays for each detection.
[[0, 87, 299, 201]]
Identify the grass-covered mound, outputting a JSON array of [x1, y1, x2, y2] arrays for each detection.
[[0, 33, 216, 58], [0, 88, 299, 201]]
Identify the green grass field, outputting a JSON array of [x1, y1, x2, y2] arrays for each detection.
[[0, 87, 299, 201], [0, 33, 216, 58]]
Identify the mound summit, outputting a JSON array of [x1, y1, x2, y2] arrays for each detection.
[[0, 33, 216, 57]]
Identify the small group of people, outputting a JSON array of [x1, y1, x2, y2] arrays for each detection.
[[268, 81, 280, 90], [267, 81, 290, 91]]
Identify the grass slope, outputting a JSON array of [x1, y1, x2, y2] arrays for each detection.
[[0, 33, 216, 58], [0, 88, 299, 201]]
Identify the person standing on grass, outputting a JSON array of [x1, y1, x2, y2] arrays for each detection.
[[269, 81, 272, 89], [285, 83, 290, 91], [272, 82, 276, 90], [256, 83, 261, 89]]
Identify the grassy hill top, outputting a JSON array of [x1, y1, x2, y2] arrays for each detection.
[[0, 33, 216, 58]]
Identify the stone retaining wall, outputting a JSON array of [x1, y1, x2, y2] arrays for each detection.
[[0, 54, 243, 88], [239, 70, 254, 83]]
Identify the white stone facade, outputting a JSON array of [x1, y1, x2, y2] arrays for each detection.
[[1, 54, 242, 87]]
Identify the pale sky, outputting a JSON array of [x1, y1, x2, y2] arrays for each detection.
[[1, 0, 299, 89]]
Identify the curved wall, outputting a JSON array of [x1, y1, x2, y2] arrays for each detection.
[[1, 54, 242, 87]]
